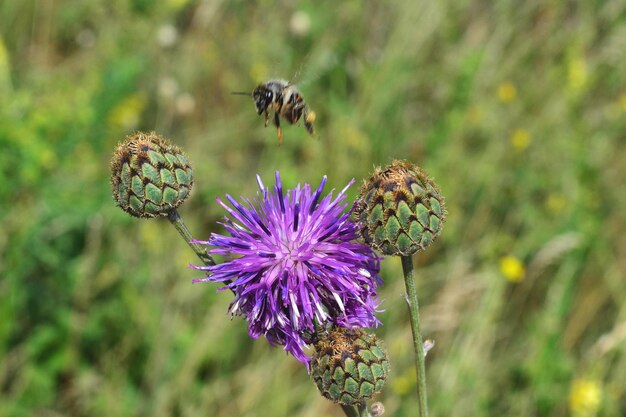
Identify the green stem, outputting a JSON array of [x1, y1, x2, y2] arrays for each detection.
[[340, 405, 359, 417], [401, 255, 429, 417], [339, 402, 372, 417], [167, 209, 215, 266], [357, 402, 372, 417]]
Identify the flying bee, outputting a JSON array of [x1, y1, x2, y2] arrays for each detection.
[[233, 79, 316, 145]]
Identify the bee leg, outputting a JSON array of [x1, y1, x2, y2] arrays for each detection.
[[274, 112, 283, 145], [304, 109, 316, 136], [264, 111, 270, 127]]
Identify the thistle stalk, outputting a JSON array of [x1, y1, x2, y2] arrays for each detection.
[[340, 402, 372, 417], [401, 255, 428, 417], [341, 405, 359, 417], [167, 209, 215, 266], [357, 402, 372, 417]]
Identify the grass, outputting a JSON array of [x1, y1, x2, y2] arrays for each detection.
[[1, 0, 625, 416]]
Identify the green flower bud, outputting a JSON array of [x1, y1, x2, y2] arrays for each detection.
[[110, 131, 193, 218], [311, 327, 389, 406], [354, 160, 446, 256]]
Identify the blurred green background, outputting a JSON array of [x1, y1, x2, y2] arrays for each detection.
[[1, 0, 625, 416]]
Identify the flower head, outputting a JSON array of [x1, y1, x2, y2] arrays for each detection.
[[110, 132, 193, 218], [569, 378, 602, 416], [354, 160, 446, 256], [193, 173, 382, 365], [499, 255, 525, 283], [311, 327, 389, 405], [497, 81, 517, 103], [510, 128, 531, 152]]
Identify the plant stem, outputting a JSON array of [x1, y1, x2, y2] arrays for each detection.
[[357, 402, 372, 417], [167, 209, 215, 266], [401, 255, 429, 417], [339, 402, 372, 417], [340, 405, 359, 417]]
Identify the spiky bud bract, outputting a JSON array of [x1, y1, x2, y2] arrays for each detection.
[[355, 160, 446, 256], [110, 131, 193, 218], [311, 327, 389, 405]]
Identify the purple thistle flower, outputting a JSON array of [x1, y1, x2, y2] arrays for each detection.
[[193, 172, 382, 365]]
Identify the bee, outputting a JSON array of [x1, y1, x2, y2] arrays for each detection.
[[233, 79, 316, 145]]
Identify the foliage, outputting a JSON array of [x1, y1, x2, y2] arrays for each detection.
[[1, 1, 625, 416]]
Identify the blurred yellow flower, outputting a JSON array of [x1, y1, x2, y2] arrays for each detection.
[[619, 93, 626, 113], [510, 128, 531, 151], [568, 58, 588, 92], [0, 37, 7, 65], [546, 193, 567, 214], [390, 369, 416, 396], [497, 82, 517, 103], [341, 122, 368, 151], [167, 0, 190, 10], [108, 94, 147, 130], [466, 105, 482, 124], [40, 147, 58, 170], [499, 256, 525, 283], [250, 62, 269, 83], [569, 378, 602, 416], [0, 36, 11, 91], [140, 221, 163, 253]]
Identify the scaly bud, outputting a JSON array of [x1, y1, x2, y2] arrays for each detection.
[[311, 327, 389, 405], [110, 131, 193, 218], [355, 160, 446, 256]]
